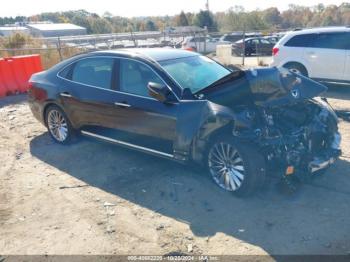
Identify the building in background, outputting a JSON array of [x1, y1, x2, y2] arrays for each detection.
[[0, 26, 30, 36], [164, 26, 206, 36], [26, 23, 87, 37]]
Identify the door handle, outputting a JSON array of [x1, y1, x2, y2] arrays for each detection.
[[114, 102, 131, 108], [60, 92, 73, 98]]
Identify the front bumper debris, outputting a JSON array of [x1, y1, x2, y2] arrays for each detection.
[[309, 156, 336, 173]]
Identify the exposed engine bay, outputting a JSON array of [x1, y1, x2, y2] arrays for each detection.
[[232, 98, 341, 180]]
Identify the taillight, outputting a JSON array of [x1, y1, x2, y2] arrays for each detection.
[[184, 47, 195, 52], [28, 82, 34, 94], [28, 82, 47, 101], [272, 47, 279, 56], [28, 81, 34, 89]]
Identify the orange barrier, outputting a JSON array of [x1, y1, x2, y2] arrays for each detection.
[[0, 59, 7, 97], [0, 54, 43, 97]]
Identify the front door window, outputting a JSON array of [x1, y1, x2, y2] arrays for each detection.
[[119, 59, 164, 98]]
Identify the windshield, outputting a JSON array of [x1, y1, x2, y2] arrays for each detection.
[[159, 55, 231, 93]]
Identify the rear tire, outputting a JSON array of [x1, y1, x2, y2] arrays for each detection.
[[45, 105, 76, 145], [206, 136, 266, 197], [284, 63, 308, 77]]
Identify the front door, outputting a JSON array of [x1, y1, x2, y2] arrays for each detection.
[[111, 58, 178, 153]]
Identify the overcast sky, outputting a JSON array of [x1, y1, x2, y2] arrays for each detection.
[[1, 0, 346, 17]]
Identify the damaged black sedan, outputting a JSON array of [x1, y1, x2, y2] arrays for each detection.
[[28, 49, 341, 196]]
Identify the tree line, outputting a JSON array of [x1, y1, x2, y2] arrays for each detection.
[[0, 3, 349, 34]]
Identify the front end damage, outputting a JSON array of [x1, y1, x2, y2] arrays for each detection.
[[233, 99, 341, 180], [233, 68, 341, 182], [200, 67, 342, 185]]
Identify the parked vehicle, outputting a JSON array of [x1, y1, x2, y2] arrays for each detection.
[[232, 37, 275, 56], [28, 49, 341, 196], [182, 36, 230, 53], [271, 27, 350, 84], [220, 32, 263, 43], [220, 33, 245, 43]]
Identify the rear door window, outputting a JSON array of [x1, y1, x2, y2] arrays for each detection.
[[312, 32, 350, 50], [71, 58, 114, 89], [284, 34, 316, 47]]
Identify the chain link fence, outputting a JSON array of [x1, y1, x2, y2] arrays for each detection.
[[0, 29, 279, 69], [0, 29, 206, 69]]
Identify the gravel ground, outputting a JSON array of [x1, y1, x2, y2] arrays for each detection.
[[0, 86, 350, 256]]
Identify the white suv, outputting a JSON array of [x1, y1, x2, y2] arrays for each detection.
[[271, 27, 350, 84]]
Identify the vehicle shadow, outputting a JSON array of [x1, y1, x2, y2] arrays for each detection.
[[325, 84, 350, 101], [29, 133, 350, 255]]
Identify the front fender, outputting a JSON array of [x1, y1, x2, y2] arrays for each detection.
[[174, 100, 235, 161]]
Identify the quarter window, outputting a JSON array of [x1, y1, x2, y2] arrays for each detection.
[[285, 34, 316, 47], [71, 58, 114, 89], [119, 59, 164, 97]]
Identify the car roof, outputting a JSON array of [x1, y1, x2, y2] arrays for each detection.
[[287, 26, 350, 36], [277, 26, 350, 46], [236, 37, 259, 42], [95, 48, 198, 62]]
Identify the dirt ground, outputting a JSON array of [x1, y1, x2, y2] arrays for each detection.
[[1, 86, 350, 256]]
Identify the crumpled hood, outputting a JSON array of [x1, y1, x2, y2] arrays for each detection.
[[202, 67, 327, 108], [247, 67, 327, 107]]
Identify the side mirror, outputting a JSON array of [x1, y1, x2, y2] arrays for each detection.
[[147, 82, 175, 103]]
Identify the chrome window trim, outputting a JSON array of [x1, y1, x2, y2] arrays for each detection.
[[56, 55, 180, 102], [57, 56, 115, 90]]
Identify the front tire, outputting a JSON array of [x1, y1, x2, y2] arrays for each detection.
[[45, 105, 75, 145], [206, 137, 266, 197]]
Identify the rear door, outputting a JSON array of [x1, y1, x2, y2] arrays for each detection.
[[304, 32, 347, 81], [259, 38, 274, 55], [58, 56, 119, 129]]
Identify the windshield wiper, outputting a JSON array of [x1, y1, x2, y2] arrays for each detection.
[[195, 70, 245, 94]]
